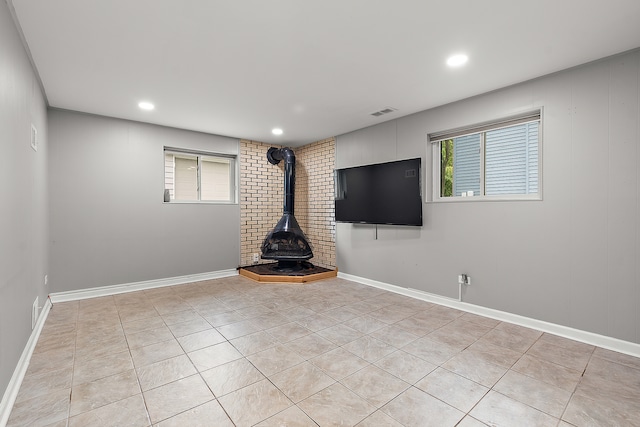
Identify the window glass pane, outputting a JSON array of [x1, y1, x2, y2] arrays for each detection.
[[201, 157, 231, 201], [440, 140, 454, 197], [174, 156, 198, 200], [485, 122, 538, 195], [452, 133, 481, 196]]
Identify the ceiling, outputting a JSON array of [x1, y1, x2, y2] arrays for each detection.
[[10, 0, 640, 146]]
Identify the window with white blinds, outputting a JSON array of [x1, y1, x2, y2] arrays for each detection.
[[430, 111, 541, 200], [164, 148, 236, 203]]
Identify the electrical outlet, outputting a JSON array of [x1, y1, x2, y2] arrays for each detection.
[[32, 297, 39, 329], [252, 253, 259, 264], [458, 274, 471, 286]]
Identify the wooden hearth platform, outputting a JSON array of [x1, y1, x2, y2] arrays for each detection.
[[239, 263, 337, 283]]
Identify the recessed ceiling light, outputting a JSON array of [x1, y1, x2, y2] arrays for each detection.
[[272, 128, 283, 135], [446, 54, 468, 67], [138, 101, 155, 111]]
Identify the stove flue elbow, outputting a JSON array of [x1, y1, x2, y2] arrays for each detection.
[[267, 147, 295, 165]]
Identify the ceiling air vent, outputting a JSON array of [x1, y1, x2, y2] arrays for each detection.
[[370, 106, 398, 117]]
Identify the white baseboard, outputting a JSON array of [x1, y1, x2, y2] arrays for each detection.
[[1, 269, 238, 426], [0, 298, 52, 427], [1, 270, 238, 425], [338, 272, 640, 359], [49, 269, 239, 303]]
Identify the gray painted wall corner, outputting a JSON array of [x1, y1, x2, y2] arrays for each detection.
[[0, 0, 49, 397]]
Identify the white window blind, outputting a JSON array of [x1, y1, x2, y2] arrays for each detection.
[[485, 122, 539, 195], [453, 133, 481, 197], [201, 157, 231, 201], [174, 156, 198, 201]]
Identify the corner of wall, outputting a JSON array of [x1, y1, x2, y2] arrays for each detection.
[[239, 138, 336, 269]]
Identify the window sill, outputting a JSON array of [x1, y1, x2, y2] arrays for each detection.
[[429, 194, 542, 203], [163, 201, 237, 205]]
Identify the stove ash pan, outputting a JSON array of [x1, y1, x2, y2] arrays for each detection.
[[261, 213, 313, 261]]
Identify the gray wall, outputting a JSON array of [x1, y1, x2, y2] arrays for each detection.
[[48, 110, 240, 293], [336, 49, 640, 344], [0, 0, 49, 396]]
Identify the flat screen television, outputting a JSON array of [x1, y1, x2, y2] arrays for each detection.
[[335, 158, 422, 226]]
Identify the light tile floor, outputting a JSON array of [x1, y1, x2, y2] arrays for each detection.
[[7, 275, 640, 426]]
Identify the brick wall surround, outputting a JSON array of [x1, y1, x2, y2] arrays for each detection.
[[239, 140, 284, 267], [293, 138, 336, 269], [239, 138, 336, 269]]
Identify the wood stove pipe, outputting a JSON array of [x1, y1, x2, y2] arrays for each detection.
[[267, 147, 295, 215]]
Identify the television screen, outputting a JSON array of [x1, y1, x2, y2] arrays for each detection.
[[335, 158, 422, 226]]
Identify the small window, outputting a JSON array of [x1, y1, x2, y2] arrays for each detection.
[[164, 148, 236, 203], [431, 111, 541, 200]]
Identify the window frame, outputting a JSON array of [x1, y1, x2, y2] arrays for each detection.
[[429, 110, 543, 203], [163, 147, 238, 204]]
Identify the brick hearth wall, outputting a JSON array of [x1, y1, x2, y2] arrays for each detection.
[[239, 138, 336, 269], [294, 138, 336, 269], [239, 140, 283, 267]]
